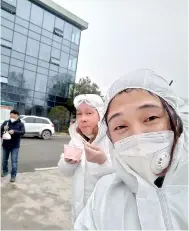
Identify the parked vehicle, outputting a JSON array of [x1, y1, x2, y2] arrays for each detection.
[[20, 115, 55, 140]]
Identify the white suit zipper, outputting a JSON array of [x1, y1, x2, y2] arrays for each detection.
[[157, 188, 173, 230]]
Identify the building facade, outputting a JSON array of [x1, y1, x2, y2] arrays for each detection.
[[1, 0, 88, 116]]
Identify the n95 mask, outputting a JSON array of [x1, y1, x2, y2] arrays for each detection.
[[113, 131, 174, 185]]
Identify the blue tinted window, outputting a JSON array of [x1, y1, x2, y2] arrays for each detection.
[[51, 47, 60, 59], [64, 22, 72, 41], [59, 67, 67, 75], [53, 34, 62, 43], [35, 73, 47, 93], [49, 70, 57, 77], [1, 9, 15, 21], [17, 0, 31, 21], [47, 87, 57, 96], [24, 62, 37, 72], [20, 89, 34, 98], [67, 70, 76, 82], [38, 60, 49, 69], [34, 91, 46, 100], [37, 66, 48, 75], [26, 38, 40, 58], [56, 82, 68, 97], [39, 43, 51, 62], [1, 55, 10, 64], [48, 76, 57, 88], [41, 36, 52, 46], [71, 43, 79, 51], [21, 96, 33, 105], [52, 40, 61, 50], [47, 101, 55, 107], [68, 56, 77, 72], [50, 64, 58, 72], [7, 93, 20, 102], [63, 39, 71, 47], [23, 69, 36, 90], [15, 24, 28, 35], [70, 49, 78, 57], [4, 0, 17, 6], [1, 26, 13, 41], [33, 98, 45, 106], [43, 11, 55, 32], [28, 30, 40, 41], [60, 51, 69, 68], [42, 29, 53, 39], [11, 50, 25, 61], [30, 4, 43, 26], [25, 55, 37, 65], [10, 58, 24, 68], [55, 17, 64, 31], [72, 27, 81, 45], [1, 18, 14, 30], [1, 63, 9, 77], [8, 66, 23, 88], [62, 45, 69, 53], [1, 47, 11, 56], [29, 23, 41, 34], [13, 32, 27, 53], [46, 93, 55, 101], [15, 16, 29, 28]]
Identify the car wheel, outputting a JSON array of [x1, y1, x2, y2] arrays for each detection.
[[41, 130, 51, 140]]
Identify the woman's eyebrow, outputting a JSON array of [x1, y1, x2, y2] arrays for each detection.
[[107, 112, 123, 123], [137, 104, 162, 110]]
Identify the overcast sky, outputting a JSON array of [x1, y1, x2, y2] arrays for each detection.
[[53, 0, 188, 98]]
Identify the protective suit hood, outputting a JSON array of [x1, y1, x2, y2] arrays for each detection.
[[101, 69, 188, 192], [74, 94, 104, 120]]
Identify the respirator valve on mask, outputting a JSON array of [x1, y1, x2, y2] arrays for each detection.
[[151, 152, 170, 175]]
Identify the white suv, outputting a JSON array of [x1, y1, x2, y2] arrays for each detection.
[[20, 115, 55, 140]]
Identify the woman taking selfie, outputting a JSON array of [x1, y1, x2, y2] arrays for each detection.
[[58, 94, 113, 223], [74, 69, 188, 230]]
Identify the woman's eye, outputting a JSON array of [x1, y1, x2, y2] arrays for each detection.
[[114, 125, 127, 131], [87, 112, 92, 115], [145, 116, 159, 122]]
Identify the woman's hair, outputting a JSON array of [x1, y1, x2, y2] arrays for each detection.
[[104, 88, 183, 174]]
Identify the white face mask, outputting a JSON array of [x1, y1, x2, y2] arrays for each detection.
[[10, 118, 16, 123], [113, 131, 174, 185]]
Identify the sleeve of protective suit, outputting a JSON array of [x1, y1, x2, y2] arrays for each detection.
[[74, 191, 96, 230], [58, 140, 80, 177], [97, 137, 114, 175]]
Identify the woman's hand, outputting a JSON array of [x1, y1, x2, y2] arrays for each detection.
[[84, 143, 107, 165], [64, 158, 82, 164]]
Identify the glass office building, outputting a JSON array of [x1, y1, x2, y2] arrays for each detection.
[[1, 0, 88, 116]]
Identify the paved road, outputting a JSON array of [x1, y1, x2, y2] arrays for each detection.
[[1, 169, 72, 230], [1, 136, 73, 230], [6, 135, 71, 173]]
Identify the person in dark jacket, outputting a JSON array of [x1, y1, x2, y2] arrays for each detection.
[[1, 110, 25, 182]]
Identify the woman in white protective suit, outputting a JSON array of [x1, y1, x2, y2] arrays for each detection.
[[74, 69, 188, 230], [58, 94, 113, 223]]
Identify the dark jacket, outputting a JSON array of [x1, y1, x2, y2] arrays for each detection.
[[1, 119, 25, 149]]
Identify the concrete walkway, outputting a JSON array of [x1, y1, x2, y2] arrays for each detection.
[[1, 169, 72, 230]]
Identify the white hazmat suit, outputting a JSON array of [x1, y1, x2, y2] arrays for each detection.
[[58, 94, 113, 223], [74, 69, 188, 230]]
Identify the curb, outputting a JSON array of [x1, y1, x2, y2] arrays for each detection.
[[53, 133, 70, 137]]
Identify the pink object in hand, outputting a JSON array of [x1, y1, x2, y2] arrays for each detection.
[[64, 145, 83, 161]]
